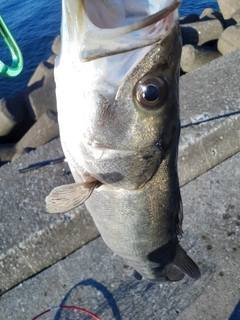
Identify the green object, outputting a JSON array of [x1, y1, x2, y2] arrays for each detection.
[[0, 15, 23, 77]]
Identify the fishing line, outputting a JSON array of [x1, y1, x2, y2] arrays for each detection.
[[18, 110, 240, 173], [19, 156, 66, 173], [181, 110, 240, 128]]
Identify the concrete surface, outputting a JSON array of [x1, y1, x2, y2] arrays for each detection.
[[0, 138, 99, 294], [179, 48, 240, 186], [1, 48, 240, 297], [0, 151, 239, 320]]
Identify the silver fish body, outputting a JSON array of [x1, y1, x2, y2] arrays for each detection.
[[47, 0, 200, 282]]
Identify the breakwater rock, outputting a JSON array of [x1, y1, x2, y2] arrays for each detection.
[[0, 1, 240, 163], [181, 0, 240, 72]]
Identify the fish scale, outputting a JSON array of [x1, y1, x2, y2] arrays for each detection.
[[46, 0, 200, 282]]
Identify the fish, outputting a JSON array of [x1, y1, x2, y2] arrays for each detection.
[[46, 0, 200, 282]]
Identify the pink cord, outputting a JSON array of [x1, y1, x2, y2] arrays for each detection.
[[32, 305, 101, 320]]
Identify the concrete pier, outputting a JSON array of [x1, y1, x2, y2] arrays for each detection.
[[0, 45, 240, 320]]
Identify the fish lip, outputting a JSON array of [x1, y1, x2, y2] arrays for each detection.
[[84, 138, 160, 154], [83, 0, 182, 29]]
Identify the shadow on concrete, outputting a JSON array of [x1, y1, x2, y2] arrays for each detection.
[[55, 278, 122, 320], [229, 301, 240, 320]]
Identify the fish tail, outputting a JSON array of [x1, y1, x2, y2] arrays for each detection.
[[166, 244, 200, 281]]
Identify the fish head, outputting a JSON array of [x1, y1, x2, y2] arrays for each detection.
[[56, 0, 182, 190]]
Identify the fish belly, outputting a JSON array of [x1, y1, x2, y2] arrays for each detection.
[[85, 172, 178, 280]]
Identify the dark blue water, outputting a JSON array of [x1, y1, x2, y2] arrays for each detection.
[[0, 0, 218, 99]]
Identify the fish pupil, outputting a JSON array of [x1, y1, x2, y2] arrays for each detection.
[[142, 85, 160, 103], [135, 76, 168, 110]]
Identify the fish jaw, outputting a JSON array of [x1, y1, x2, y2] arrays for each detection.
[[55, 1, 182, 189]]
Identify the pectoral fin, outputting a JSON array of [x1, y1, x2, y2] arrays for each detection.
[[45, 181, 99, 213]]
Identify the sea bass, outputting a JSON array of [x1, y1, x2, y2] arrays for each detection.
[[46, 0, 200, 282]]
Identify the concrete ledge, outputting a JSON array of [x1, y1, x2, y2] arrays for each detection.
[[179, 114, 240, 186], [1, 151, 239, 319], [0, 49, 240, 295], [179, 48, 240, 185], [0, 139, 99, 294]]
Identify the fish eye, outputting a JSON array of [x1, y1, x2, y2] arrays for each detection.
[[135, 77, 169, 110]]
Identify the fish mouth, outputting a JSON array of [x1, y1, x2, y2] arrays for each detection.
[[81, 0, 182, 61], [61, 0, 181, 87]]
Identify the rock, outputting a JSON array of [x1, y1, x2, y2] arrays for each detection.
[[181, 45, 221, 73], [180, 14, 199, 25], [0, 96, 27, 141], [218, 0, 240, 20], [227, 8, 240, 27], [0, 108, 59, 163], [232, 7, 240, 24], [2, 93, 34, 144], [13, 110, 59, 160], [199, 8, 225, 26], [52, 35, 61, 55], [0, 144, 16, 163], [47, 54, 56, 65], [199, 8, 215, 19], [218, 25, 240, 55], [27, 61, 53, 87], [25, 61, 57, 121], [181, 18, 224, 46], [0, 99, 18, 138]]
